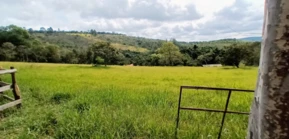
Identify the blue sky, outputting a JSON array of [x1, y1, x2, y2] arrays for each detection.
[[0, 0, 264, 41]]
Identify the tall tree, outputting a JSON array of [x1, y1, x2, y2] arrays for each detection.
[[0, 25, 30, 46], [243, 42, 261, 66], [47, 27, 54, 34], [221, 43, 247, 68], [46, 44, 61, 63], [40, 27, 46, 33], [28, 28, 33, 33], [90, 41, 119, 66], [0, 42, 16, 61], [248, 0, 289, 138], [157, 42, 183, 66]]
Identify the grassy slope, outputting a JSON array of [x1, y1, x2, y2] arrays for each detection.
[[73, 34, 148, 52], [33, 32, 243, 53], [0, 62, 257, 139], [33, 33, 148, 52]]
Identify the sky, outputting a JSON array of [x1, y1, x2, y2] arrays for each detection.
[[0, 0, 264, 41]]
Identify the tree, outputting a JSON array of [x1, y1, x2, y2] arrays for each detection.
[[90, 41, 118, 66], [0, 42, 16, 61], [157, 42, 183, 66], [16, 45, 30, 62], [181, 54, 193, 66], [243, 42, 261, 66], [29, 44, 48, 62], [28, 28, 33, 33], [0, 25, 30, 46], [40, 27, 46, 33], [150, 54, 162, 66], [61, 49, 78, 63], [197, 49, 214, 65], [47, 27, 53, 34], [90, 29, 97, 36], [247, 0, 289, 138], [46, 44, 61, 63], [221, 44, 247, 68], [179, 46, 200, 60], [95, 56, 104, 65]]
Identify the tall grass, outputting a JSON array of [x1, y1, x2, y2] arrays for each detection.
[[0, 62, 257, 139]]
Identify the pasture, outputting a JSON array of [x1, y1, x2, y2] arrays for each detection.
[[0, 62, 257, 139]]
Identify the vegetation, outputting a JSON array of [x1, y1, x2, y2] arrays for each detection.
[[0, 62, 257, 139], [0, 25, 261, 68]]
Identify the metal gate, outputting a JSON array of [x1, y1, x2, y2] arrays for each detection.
[[175, 86, 254, 139]]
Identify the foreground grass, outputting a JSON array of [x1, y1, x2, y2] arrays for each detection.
[[0, 62, 257, 139]]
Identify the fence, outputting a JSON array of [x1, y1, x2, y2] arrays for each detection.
[[0, 67, 21, 111], [175, 86, 254, 139]]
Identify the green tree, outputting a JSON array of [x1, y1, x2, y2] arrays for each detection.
[[157, 42, 183, 66], [16, 45, 31, 62], [90, 41, 119, 66], [181, 54, 193, 66], [95, 56, 104, 65], [197, 51, 213, 65], [46, 44, 61, 63], [28, 28, 33, 33], [243, 42, 261, 66], [61, 49, 79, 63], [47, 27, 54, 34], [150, 54, 162, 66], [0, 25, 30, 46], [40, 27, 46, 33], [221, 44, 248, 68], [0, 42, 16, 61]]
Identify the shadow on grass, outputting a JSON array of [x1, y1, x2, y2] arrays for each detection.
[[74, 65, 113, 70], [221, 66, 255, 70]]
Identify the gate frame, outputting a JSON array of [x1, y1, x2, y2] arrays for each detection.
[[175, 86, 254, 139]]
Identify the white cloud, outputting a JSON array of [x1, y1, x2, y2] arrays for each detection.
[[0, 0, 264, 41]]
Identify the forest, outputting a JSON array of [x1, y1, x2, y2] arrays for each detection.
[[0, 25, 261, 67]]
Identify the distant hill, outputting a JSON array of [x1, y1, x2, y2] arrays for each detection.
[[30, 32, 259, 55], [238, 37, 262, 42], [32, 32, 248, 52]]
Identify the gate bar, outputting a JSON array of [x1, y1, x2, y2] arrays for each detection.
[[175, 86, 254, 139]]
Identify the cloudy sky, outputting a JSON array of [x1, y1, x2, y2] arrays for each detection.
[[0, 0, 264, 41]]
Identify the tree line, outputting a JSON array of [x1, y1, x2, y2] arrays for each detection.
[[0, 25, 261, 67]]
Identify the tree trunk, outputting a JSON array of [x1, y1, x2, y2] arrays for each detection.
[[247, 0, 289, 138]]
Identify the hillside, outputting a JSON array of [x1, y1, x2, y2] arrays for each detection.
[[33, 32, 246, 51], [0, 25, 261, 67], [33, 33, 148, 52]]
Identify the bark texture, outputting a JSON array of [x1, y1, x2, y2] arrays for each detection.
[[248, 0, 289, 139]]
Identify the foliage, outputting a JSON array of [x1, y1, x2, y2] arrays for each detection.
[[0, 25, 261, 67], [221, 44, 249, 68], [89, 41, 122, 66], [0, 42, 16, 61], [243, 42, 261, 66], [157, 42, 183, 66], [95, 56, 105, 66]]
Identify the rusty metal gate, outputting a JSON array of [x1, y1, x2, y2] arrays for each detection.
[[175, 86, 254, 139]]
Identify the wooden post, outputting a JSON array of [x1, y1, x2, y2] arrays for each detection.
[[10, 67, 21, 107], [247, 0, 289, 138], [0, 66, 3, 95]]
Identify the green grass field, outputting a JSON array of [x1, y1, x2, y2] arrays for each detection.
[[0, 62, 257, 139]]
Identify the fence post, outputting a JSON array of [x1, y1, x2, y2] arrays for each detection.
[[10, 67, 21, 107], [175, 86, 183, 138]]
